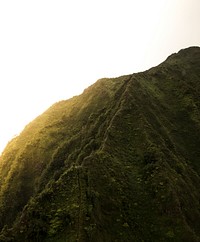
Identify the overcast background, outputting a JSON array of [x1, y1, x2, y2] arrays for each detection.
[[0, 0, 200, 153]]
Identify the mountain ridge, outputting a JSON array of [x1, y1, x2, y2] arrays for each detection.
[[0, 46, 200, 241]]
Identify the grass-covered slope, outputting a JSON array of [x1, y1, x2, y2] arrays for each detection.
[[0, 46, 200, 241]]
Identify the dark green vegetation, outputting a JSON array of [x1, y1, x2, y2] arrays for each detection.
[[0, 46, 200, 241]]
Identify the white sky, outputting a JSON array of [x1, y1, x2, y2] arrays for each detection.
[[0, 0, 200, 153]]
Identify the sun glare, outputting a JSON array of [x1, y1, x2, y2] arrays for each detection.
[[0, 0, 199, 154]]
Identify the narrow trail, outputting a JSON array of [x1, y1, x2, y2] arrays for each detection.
[[76, 166, 82, 242], [102, 76, 132, 145]]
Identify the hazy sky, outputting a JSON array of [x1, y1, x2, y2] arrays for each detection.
[[0, 0, 200, 153]]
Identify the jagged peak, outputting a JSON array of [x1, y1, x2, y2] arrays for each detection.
[[165, 46, 200, 61]]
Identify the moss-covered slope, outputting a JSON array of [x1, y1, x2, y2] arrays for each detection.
[[0, 46, 200, 241]]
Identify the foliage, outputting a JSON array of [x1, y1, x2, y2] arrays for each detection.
[[0, 46, 200, 241]]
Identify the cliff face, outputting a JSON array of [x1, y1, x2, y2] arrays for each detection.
[[0, 46, 200, 241]]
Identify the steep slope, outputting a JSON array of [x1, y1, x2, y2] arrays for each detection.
[[0, 46, 200, 241]]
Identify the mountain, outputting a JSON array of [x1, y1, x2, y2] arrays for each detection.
[[0, 46, 200, 241]]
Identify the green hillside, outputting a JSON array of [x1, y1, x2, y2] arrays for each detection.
[[0, 46, 200, 241]]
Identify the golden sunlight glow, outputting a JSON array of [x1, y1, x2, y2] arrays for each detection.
[[0, 0, 200, 153]]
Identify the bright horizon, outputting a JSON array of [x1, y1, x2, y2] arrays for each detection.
[[0, 0, 200, 154]]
